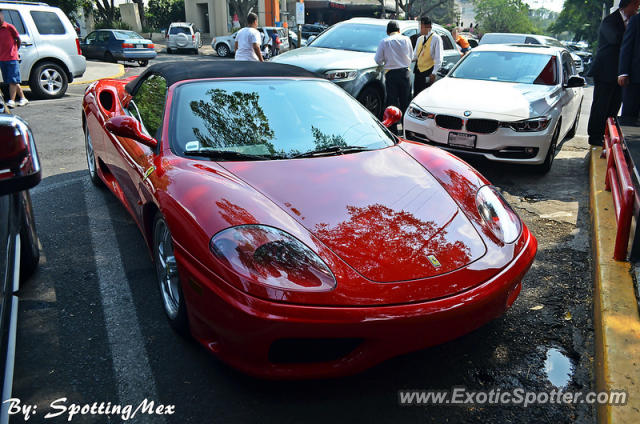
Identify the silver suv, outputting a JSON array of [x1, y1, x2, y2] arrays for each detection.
[[0, 1, 86, 99], [166, 22, 201, 54]]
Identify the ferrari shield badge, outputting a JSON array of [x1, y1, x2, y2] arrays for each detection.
[[143, 165, 156, 182], [427, 255, 441, 268]]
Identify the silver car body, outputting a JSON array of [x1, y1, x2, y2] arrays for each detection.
[[0, 1, 86, 98]]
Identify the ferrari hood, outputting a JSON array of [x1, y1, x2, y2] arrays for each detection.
[[222, 146, 486, 282], [413, 77, 559, 120]]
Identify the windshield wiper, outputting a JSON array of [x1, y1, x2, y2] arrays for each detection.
[[185, 150, 282, 161], [290, 145, 369, 159]]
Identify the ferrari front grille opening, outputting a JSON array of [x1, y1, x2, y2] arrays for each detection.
[[494, 147, 539, 159], [268, 338, 364, 364], [435, 115, 463, 130], [466, 119, 499, 134]]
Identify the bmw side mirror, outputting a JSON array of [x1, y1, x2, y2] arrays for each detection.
[[565, 76, 585, 88], [105, 115, 158, 148], [381, 106, 402, 128], [0, 115, 41, 196]]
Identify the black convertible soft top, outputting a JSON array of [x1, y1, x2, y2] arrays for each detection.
[[124, 60, 320, 94]]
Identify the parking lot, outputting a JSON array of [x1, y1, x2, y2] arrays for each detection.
[[8, 52, 596, 423]]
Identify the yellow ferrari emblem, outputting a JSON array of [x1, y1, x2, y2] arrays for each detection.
[[143, 165, 156, 182], [427, 255, 441, 268]]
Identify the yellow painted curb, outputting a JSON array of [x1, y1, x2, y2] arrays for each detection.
[[70, 64, 126, 85], [590, 146, 640, 424]]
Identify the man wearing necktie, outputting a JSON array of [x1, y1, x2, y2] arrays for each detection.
[[587, 0, 640, 145], [412, 16, 443, 98], [618, 7, 640, 123]]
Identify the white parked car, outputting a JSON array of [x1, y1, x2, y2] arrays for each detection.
[[212, 27, 289, 59], [404, 44, 585, 173], [166, 22, 201, 54]]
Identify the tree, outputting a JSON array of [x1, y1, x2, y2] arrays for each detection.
[[46, 0, 83, 17], [529, 7, 559, 33], [473, 0, 537, 33], [92, 0, 118, 28], [549, 0, 606, 44], [228, 0, 258, 27], [146, 0, 185, 30]]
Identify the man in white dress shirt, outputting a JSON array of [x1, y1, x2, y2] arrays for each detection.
[[374, 20, 413, 126], [235, 13, 264, 62], [412, 16, 443, 98]]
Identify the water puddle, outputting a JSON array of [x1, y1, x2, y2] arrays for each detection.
[[544, 347, 574, 388]]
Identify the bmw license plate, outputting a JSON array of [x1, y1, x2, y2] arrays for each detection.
[[448, 132, 476, 148]]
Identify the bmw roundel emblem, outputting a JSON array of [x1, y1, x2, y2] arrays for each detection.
[[464, 111, 472, 117]]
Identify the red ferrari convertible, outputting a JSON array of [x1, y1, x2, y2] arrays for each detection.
[[82, 61, 537, 379]]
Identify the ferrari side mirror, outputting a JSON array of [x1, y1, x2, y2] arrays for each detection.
[[0, 115, 41, 196], [381, 106, 402, 128], [105, 115, 158, 148]]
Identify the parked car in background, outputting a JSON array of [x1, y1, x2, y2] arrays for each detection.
[[80, 29, 157, 67], [459, 31, 479, 48], [0, 92, 41, 423], [166, 22, 201, 54], [212, 27, 288, 59], [479, 33, 584, 74], [287, 30, 307, 48], [404, 44, 585, 173], [563, 41, 592, 74], [301, 23, 327, 39], [0, 1, 86, 99], [272, 18, 461, 118]]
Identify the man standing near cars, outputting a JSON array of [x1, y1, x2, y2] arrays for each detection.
[[618, 12, 640, 123], [235, 12, 264, 62], [452, 28, 471, 55], [587, 0, 639, 145], [412, 16, 443, 98], [374, 20, 413, 126], [0, 10, 27, 107]]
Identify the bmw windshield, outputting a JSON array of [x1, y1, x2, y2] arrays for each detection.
[[170, 79, 395, 160], [308, 23, 387, 53], [450, 51, 558, 85]]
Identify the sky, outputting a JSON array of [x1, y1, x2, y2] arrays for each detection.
[[523, 0, 565, 13]]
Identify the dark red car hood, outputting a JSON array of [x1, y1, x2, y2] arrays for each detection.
[[221, 146, 487, 282]]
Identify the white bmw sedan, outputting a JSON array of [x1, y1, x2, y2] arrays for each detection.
[[403, 44, 584, 173]]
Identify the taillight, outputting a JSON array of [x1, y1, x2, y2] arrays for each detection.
[[75, 38, 82, 55], [147, 44, 155, 48], [192, 34, 195, 40], [122, 43, 134, 48]]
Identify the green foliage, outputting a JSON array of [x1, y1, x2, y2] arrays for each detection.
[[145, 0, 185, 30], [46, 0, 82, 17], [549, 0, 607, 44], [228, 0, 258, 27], [95, 20, 131, 30], [529, 7, 559, 34], [473, 0, 537, 33], [92, 0, 119, 28], [409, 0, 457, 25]]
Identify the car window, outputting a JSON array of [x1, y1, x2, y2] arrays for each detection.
[[525, 37, 540, 44], [403, 28, 418, 38], [171, 79, 395, 159], [169, 27, 190, 35], [1, 9, 26, 35], [480, 34, 521, 44], [113, 30, 143, 40], [85, 31, 97, 42], [97, 31, 110, 42], [561, 52, 574, 81], [277, 29, 286, 38], [437, 30, 454, 50], [451, 51, 558, 85], [129, 75, 167, 138], [310, 23, 387, 53], [30, 11, 65, 35]]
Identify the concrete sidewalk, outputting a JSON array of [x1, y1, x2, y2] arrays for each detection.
[[71, 60, 124, 85], [590, 146, 640, 424]]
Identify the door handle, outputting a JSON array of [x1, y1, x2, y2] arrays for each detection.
[[21, 42, 33, 46]]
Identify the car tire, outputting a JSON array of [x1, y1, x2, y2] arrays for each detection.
[[19, 191, 39, 283], [29, 62, 68, 99], [84, 119, 103, 187], [167, 47, 173, 54], [357, 86, 383, 119], [534, 122, 561, 174], [566, 101, 582, 140], [104, 51, 116, 63], [193, 48, 199, 55], [138, 60, 149, 67], [216, 44, 230, 57], [153, 213, 189, 335]]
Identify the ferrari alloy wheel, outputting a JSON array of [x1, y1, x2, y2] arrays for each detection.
[[29, 62, 68, 99], [153, 214, 189, 333], [84, 120, 102, 186]]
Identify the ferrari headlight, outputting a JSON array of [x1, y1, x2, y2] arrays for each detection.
[[476, 186, 522, 244], [407, 104, 435, 120], [210, 225, 336, 292], [502, 117, 551, 132], [324, 70, 357, 82]]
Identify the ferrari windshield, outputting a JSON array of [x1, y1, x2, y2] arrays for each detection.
[[170, 79, 395, 160], [309, 23, 387, 53], [450, 51, 558, 85]]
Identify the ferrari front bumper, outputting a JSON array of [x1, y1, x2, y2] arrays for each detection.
[[176, 227, 537, 379]]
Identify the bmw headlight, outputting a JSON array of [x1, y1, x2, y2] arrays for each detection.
[[502, 117, 551, 132], [210, 225, 336, 292], [476, 186, 522, 244], [407, 104, 435, 120], [324, 70, 357, 82]]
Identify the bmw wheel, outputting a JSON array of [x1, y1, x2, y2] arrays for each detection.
[[534, 123, 561, 174], [153, 214, 189, 334], [29, 62, 68, 99]]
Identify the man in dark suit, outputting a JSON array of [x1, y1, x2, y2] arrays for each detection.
[[619, 13, 640, 123], [587, 0, 640, 145]]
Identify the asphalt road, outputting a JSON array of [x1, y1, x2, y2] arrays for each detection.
[[9, 53, 594, 423]]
